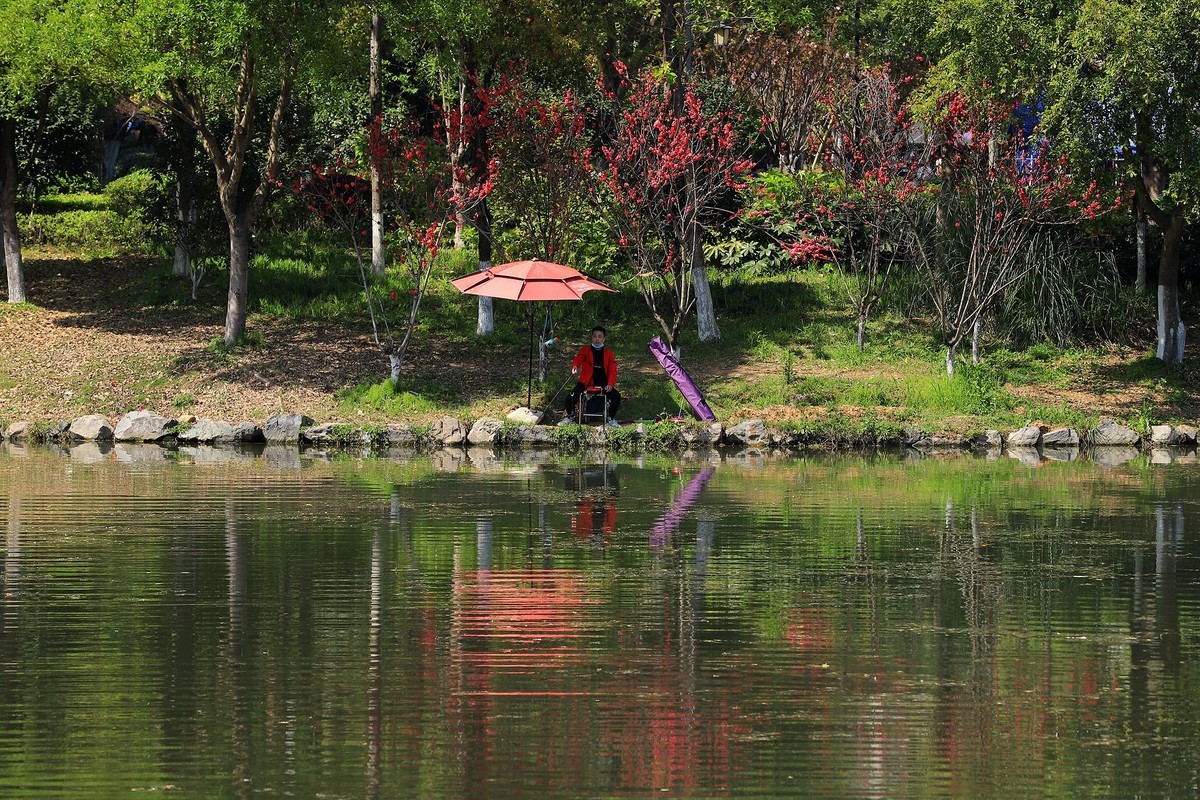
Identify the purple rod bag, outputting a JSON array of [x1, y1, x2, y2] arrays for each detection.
[[648, 336, 717, 421]]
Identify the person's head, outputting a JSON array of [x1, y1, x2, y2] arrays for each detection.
[[590, 326, 606, 347]]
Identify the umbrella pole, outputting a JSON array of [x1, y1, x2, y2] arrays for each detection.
[[527, 305, 536, 408]]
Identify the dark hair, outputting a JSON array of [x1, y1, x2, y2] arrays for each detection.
[[591, 326, 606, 336]]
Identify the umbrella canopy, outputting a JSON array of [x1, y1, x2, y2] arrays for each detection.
[[451, 259, 616, 409], [451, 259, 615, 301]]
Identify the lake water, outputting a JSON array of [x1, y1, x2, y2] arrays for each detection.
[[1, 442, 1198, 798]]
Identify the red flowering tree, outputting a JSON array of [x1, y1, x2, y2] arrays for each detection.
[[592, 68, 752, 357], [909, 92, 1113, 376], [727, 26, 852, 172], [489, 74, 591, 263], [297, 121, 493, 385], [776, 67, 931, 352]]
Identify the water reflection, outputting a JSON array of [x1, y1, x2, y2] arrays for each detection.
[[566, 464, 619, 547], [0, 448, 1198, 798]]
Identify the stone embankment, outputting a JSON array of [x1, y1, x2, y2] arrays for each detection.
[[3, 412, 1199, 464]]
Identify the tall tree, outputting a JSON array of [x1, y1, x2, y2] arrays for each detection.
[[99, 0, 339, 345], [0, 0, 67, 304], [1048, 0, 1200, 365]]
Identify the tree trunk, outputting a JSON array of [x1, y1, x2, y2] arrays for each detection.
[[945, 342, 957, 378], [476, 197, 495, 336], [1, 117, 26, 304], [691, 227, 720, 341], [172, 123, 197, 278], [225, 221, 252, 345], [856, 312, 867, 351], [1135, 203, 1148, 292], [369, 11, 386, 276], [1156, 213, 1186, 366], [971, 317, 981, 365], [388, 352, 402, 386]]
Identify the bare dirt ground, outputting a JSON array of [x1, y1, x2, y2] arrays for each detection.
[[1, 251, 1195, 429]]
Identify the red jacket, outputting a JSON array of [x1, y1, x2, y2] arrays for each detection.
[[571, 345, 618, 388]]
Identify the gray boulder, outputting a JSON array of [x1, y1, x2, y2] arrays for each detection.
[[383, 425, 419, 447], [301, 423, 340, 444], [232, 422, 264, 442], [1007, 426, 1042, 447], [46, 421, 70, 440], [513, 425, 554, 446], [263, 413, 314, 443], [1089, 418, 1140, 446], [972, 430, 1004, 448], [1176, 425, 1198, 445], [725, 420, 768, 447], [69, 414, 113, 440], [917, 433, 969, 450], [1041, 427, 1080, 447], [430, 416, 467, 446], [178, 419, 235, 443], [467, 417, 505, 446], [1150, 424, 1186, 446], [682, 423, 723, 446], [4, 421, 31, 440], [114, 410, 177, 442]]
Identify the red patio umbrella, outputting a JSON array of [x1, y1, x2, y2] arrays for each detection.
[[451, 259, 616, 408]]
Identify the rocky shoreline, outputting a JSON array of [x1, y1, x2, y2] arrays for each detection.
[[3, 410, 1200, 465]]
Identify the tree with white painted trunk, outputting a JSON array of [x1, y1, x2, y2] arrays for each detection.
[[0, 0, 72, 304], [591, 67, 751, 358], [907, 93, 1113, 377], [1047, 0, 1198, 366], [299, 121, 493, 385]]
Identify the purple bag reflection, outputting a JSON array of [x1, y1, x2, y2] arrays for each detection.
[[648, 336, 717, 421], [650, 467, 716, 548]]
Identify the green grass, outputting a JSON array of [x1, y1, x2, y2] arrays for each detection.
[[337, 379, 441, 417]]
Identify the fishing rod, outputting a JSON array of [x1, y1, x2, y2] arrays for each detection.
[[536, 371, 576, 424]]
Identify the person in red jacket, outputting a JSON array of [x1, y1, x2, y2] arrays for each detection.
[[564, 326, 621, 425]]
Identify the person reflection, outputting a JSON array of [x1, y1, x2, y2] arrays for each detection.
[[566, 464, 619, 546]]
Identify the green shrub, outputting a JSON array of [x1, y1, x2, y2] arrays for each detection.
[[19, 209, 153, 250], [104, 169, 172, 222]]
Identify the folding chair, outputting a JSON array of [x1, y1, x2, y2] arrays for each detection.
[[576, 386, 610, 426]]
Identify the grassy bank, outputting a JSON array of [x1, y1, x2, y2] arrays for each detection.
[[2, 212, 1197, 441]]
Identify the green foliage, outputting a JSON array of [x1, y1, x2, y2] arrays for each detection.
[[103, 169, 172, 223]]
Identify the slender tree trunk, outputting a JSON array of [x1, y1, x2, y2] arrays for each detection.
[[369, 11, 386, 276], [225, 219, 252, 345], [856, 311, 868, 351], [946, 342, 957, 378], [691, 223, 720, 341], [1135, 203, 1148, 292], [971, 317, 982, 365], [1156, 213, 1186, 366], [1, 117, 26, 304], [476, 198, 494, 336], [172, 123, 196, 278]]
